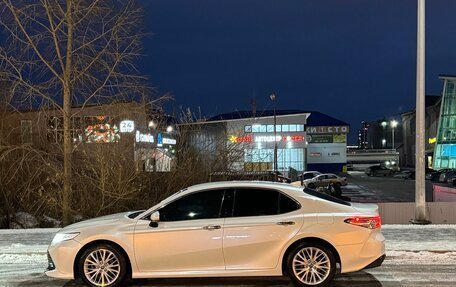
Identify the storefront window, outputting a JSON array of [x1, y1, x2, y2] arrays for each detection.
[[47, 116, 83, 143], [244, 148, 304, 171], [84, 116, 120, 143], [244, 124, 304, 133]]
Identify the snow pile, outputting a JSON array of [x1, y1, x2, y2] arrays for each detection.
[[0, 253, 46, 265], [10, 212, 39, 229]]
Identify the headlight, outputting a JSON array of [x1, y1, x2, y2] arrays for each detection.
[[51, 232, 79, 246]]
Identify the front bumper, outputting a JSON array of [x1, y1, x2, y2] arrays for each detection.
[[45, 239, 82, 280]]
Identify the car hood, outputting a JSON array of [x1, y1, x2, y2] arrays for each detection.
[[60, 212, 129, 232]]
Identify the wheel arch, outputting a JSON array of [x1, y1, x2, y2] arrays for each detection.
[[73, 239, 133, 279], [281, 237, 341, 275]]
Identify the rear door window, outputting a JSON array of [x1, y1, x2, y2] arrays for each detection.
[[233, 188, 300, 217]]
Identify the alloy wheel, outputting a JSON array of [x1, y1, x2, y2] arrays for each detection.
[[83, 248, 121, 287], [292, 246, 331, 285]]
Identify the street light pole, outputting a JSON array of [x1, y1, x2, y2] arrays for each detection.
[[391, 120, 398, 150], [270, 93, 278, 182], [413, 0, 429, 224]]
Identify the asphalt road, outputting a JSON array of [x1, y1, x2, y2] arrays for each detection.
[[342, 171, 434, 203]]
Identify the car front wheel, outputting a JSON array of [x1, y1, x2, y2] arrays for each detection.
[[78, 243, 127, 287], [287, 243, 336, 287]]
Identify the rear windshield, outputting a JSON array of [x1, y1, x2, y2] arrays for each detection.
[[303, 188, 351, 206]]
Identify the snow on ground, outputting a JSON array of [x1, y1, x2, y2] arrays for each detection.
[[0, 225, 456, 270]]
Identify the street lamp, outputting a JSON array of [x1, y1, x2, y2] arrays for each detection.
[[270, 93, 278, 182], [390, 120, 398, 150], [414, 0, 428, 224]]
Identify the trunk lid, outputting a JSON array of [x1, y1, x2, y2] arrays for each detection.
[[351, 202, 379, 215]]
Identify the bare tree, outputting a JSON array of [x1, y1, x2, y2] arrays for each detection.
[[0, 0, 147, 225]]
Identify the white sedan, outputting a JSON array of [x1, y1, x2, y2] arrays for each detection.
[[303, 173, 348, 189], [46, 181, 385, 287]]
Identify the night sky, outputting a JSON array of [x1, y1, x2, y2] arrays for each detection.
[[139, 0, 456, 143]]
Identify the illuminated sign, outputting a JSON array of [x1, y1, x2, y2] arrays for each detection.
[[229, 135, 304, 143], [163, 138, 177, 145], [157, 133, 177, 147], [136, 130, 154, 143], [429, 137, 437, 144], [120, 120, 134, 133], [306, 126, 349, 134]]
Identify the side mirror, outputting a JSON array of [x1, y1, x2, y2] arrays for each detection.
[[149, 211, 160, 228]]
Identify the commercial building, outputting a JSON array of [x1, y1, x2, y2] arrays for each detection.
[[0, 101, 177, 172], [434, 76, 456, 169], [400, 95, 441, 167], [183, 110, 349, 176]]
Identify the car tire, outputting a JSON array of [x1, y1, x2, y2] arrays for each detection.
[[307, 183, 316, 189], [286, 243, 336, 287], [78, 243, 127, 287]]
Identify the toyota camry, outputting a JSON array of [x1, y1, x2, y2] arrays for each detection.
[[46, 181, 385, 287]]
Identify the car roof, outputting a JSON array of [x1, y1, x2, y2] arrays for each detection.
[[163, 181, 311, 203]]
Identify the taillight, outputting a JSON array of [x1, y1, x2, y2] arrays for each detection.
[[344, 216, 382, 229]]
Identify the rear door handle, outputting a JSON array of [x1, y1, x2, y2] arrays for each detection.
[[277, 221, 295, 226], [203, 225, 221, 231]]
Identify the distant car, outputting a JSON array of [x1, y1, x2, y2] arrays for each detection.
[[303, 173, 348, 189], [299, 171, 322, 181], [448, 174, 456, 186], [365, 165, 392, 177], [402, 167, 435, 180], [299, 171, 322, 185], [46, 181, 385, 287], [426, 169, 451, 181], [439, 169, 456, 183]]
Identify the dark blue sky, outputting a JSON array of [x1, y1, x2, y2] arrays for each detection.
[[144, 1, 454, 143]]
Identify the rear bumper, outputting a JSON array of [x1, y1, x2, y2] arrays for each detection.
[[362, 254, 386, 270]]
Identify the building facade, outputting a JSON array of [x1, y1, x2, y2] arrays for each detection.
[[0, 102, 177, 172], [183, 110, 349, 176], [434, 76, 456, 169], [400, 95, 441, 167]]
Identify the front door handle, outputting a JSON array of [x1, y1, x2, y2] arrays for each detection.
[[277, 221, 295, 226], [202, 225, 221, 231]]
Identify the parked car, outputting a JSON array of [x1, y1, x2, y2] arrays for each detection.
[[210, 171, 291, 183], [365, 165, 392, 177], [298, 171, 321, 185], [427, 169, 452, 182], [448, 174, 456, 186], [303, 173, 348, 189], [439, 169, 456, 183], [402, 167, 436, 180], [299, 171, 322, 181], [46, 181, 385, 287]]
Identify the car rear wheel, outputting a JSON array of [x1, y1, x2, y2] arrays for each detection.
[[78, 244, 127, 287], [307, 183, 316, 189], [287, 243, 336, 287]]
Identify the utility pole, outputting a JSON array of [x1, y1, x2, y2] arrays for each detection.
[[412, 0, 429, 224], [270, 93, 278, 182]]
